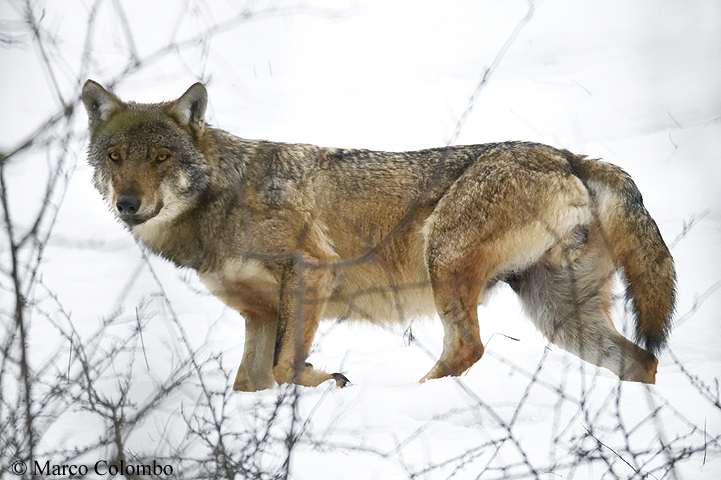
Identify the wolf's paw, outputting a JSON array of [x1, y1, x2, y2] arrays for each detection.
[[331, 372, 351, 388], [306, 363, 349, 387]]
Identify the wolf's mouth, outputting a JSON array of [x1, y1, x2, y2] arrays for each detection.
[[120, 214, 147, 227]]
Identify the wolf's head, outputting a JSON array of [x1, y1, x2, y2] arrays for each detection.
[[82, 80, 212, 233]]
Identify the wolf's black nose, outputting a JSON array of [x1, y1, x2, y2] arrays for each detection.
[[116, 195, 141, 215]]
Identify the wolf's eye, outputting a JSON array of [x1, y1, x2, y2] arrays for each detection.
[[107, 151, 121, 164], [155, 152, 170, 164]]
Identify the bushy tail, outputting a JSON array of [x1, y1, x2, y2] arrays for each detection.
[[568, 155, 676, 353]]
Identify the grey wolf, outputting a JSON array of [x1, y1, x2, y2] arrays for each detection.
[[81, 80, 676, 391]]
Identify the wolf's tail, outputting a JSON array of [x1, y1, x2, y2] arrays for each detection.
[[568, 154, 676, 353]]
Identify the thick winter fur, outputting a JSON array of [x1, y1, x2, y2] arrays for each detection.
[[82, 80, 676, 391]]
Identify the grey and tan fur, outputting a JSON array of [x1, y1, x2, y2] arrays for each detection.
[[82, 80, 676, 391]]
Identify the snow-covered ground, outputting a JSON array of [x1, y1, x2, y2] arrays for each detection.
[[1, 0, 719, 478]]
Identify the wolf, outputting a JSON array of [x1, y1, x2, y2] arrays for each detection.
[[81, 80, 676, 391]]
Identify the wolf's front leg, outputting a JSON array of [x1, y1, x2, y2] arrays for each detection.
[[233, 311, 279, 391], [272, 262, 348, 388]]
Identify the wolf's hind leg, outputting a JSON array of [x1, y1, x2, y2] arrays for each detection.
[[420, 276, 485, 382], [420, 237, 491, 383], [512, 228, 658, 384]]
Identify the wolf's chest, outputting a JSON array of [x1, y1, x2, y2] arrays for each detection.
[[198, 258, 281, 314]]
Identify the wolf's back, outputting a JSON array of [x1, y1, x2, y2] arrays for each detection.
[[568, 155, 676, 353]]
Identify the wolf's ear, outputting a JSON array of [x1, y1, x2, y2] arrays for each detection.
[[170, 82, 207, 137], [82, 80, 123, 130]]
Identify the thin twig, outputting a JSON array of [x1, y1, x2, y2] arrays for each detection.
[[136, 307, 150, 371]]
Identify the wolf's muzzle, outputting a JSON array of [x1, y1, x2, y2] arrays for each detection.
[[116, 194, 140, 215], [116, 194, 144, 225]]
